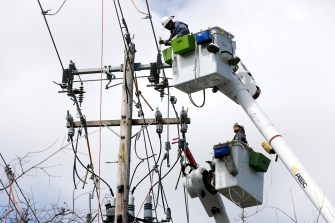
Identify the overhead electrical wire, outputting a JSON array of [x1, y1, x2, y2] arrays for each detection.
[[72, 129, 86, 188], [112, 0, 133, 102], [70, 139, 114, 197], [142, 129, 155, 185], [154, 157, 166, 211], [143, 0, 182, 149], [70, 94, 94, 180], [144, 0, 159, 53], [130, 0, 149, 16], [36, 0, 64, 71], [70, 137, 111, 222], [0, 154, 41, 223], [150, 154, 181, 191], [44, 0, 68, 16]]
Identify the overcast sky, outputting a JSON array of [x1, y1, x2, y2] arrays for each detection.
[[1, 0, 335, 222]]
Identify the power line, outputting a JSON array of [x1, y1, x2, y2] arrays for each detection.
[[0, 154, 41, 223], [144, 0, 159, 51], [130, 0, 148, 16], [44, 0, 68, 16], [36, 0, 64, 71], [70, 139, 114, 197]]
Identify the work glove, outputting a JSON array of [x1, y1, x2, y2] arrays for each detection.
[[159, 39, 165, 45]]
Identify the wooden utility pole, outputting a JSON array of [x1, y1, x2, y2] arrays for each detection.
[[115, 41, 135, 223]]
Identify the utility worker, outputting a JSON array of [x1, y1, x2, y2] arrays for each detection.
[[159, 16, 190, 46], [233, 123, 248, 144]]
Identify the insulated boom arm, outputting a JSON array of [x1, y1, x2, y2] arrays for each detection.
[[216, 74, 335, 223]]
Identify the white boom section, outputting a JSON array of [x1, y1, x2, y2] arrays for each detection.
[[217, 76, 335, 223]]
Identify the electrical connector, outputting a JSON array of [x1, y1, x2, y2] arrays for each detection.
[[155, 107, 163, 134]]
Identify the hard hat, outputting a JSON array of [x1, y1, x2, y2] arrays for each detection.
[[234, 123, 244, 129], [161, 16, 174, 27]]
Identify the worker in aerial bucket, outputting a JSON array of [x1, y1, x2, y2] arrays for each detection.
[[159, 16, 190, 46], [233, 123, 248, 144]]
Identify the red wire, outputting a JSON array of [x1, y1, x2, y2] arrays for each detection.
[[98, 0, 104, 222]]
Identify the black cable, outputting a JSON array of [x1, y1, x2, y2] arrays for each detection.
[[146, 124, 160, 163], [140, 127, 161, 219], [133, 78, 161, 166], [160, 177, 169, 213], [153, 136, 164, 211], [129, 160, 143, 188], [36, 0, 64, 71], [144, 0, 159, 51], [130, 139, 157, 188], [142, 129, 154, 181], [72, 130, 79, 189], [144, 1, 183, 145], [155, 157, 166, 212], [156, 134, 163, 164], [151, 154, 181, 190], [117, 0, 129, 34], [144, 0, 168, 80], [130, 169, 155, 195], [72, 152, 77, 189], [45, 0, 67, 16], [112, 0, 132, 102], [160, 183, 170, 220], [90, 212, 98, 223], [134, 137, 144, 160], [73, 129, 86, 186], [70, 139, 114, 197], [188, 89, 206, 108], [70, 93, 93, 166], [0, 154, 41, 223], [114, 0, 156, 141]]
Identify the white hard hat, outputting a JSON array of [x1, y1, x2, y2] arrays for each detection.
[[161, 16, 174, 27], [234, 123, 244, 129]]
